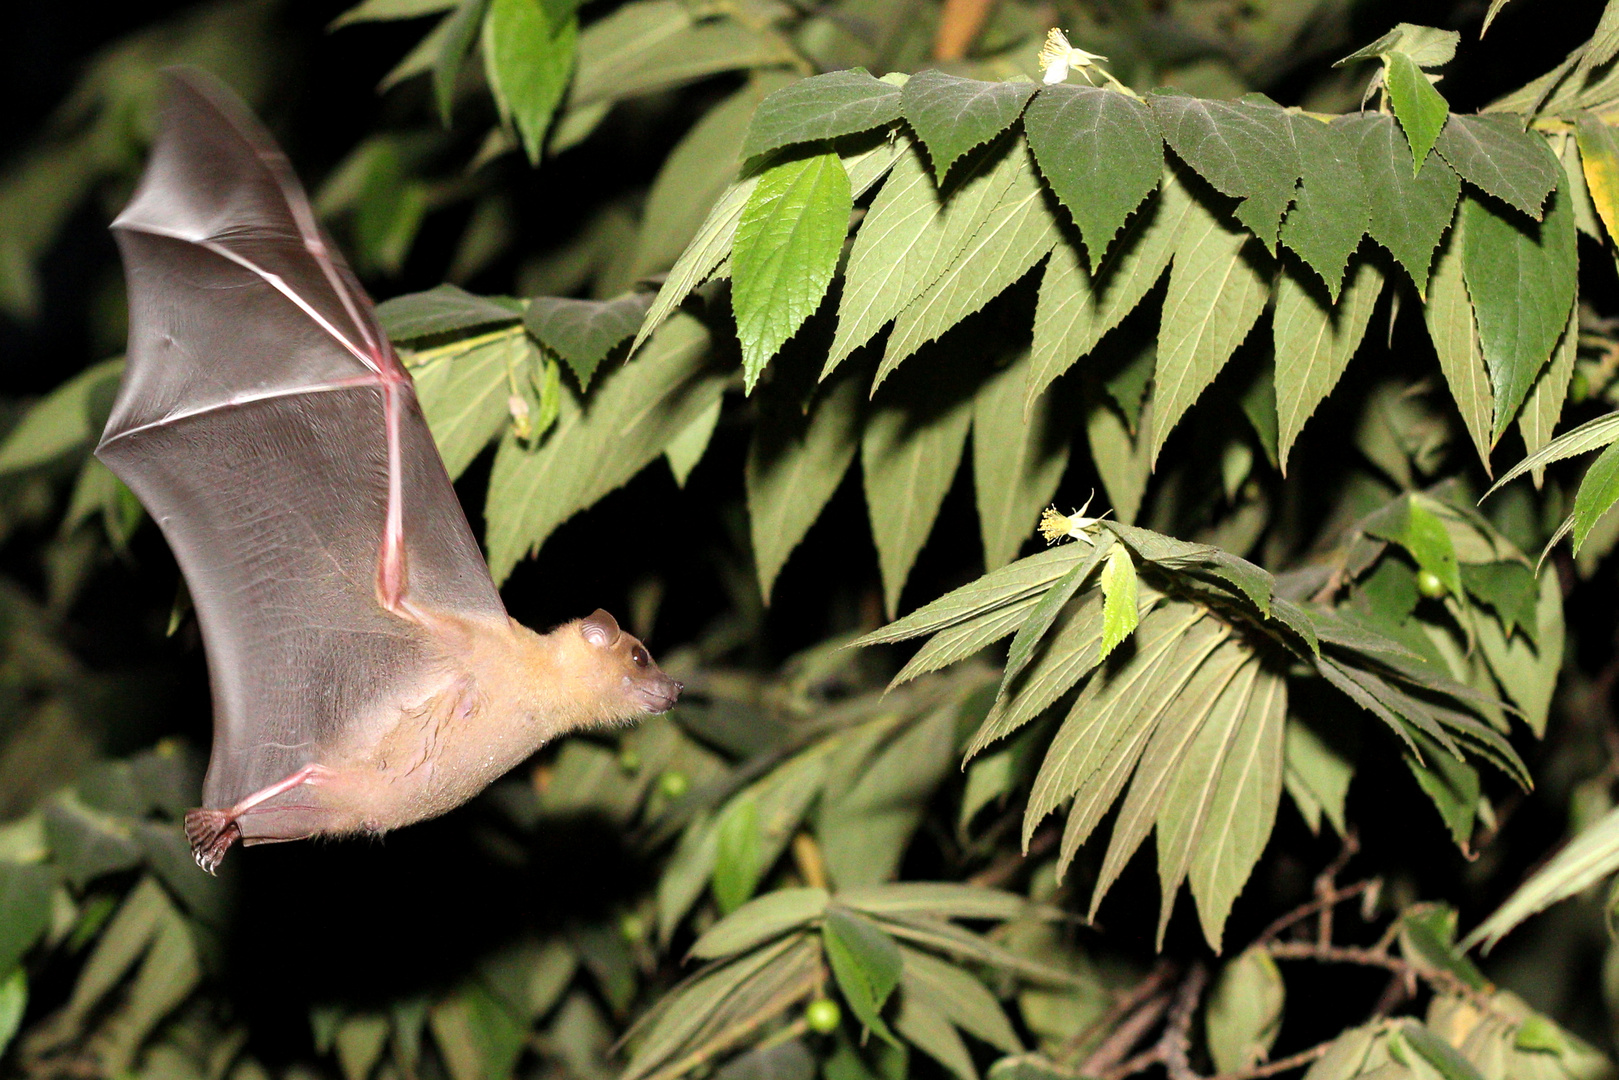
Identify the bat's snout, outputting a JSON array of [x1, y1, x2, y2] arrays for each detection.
[[635, 675, 682, 714]]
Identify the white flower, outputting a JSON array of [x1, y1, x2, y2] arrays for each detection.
[[1039, 29, 1108, 86], [1039, 494, 1106, 544]]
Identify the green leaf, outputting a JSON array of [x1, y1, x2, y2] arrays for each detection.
[[1098, 544, 1139, 662], [732, 151, 852, 391], [1386, 52, 1449, 174], [571, 17, 795, 114], [1024, 85, 1163, 264], [748, 378, 863, 601], [1280, 117, 1370, 298], [713, 797, 764, 915], [1149, 92, 1301, 247], [895, 992, 977, 1080], [1025, 173, 1189, 410], [1424, 219, 1493, 469], [901, 72, 1035, 183], [1274, 259, 1383, 473], [332, 0, 457, 26], [899, 947, 1021, 1054], [0, 968, 24, 1061], [1398, 1023, 1487, 1080], [862, 386, 974, 617], [1206, 948, 1285, 1072], [692, 889, 831, 960], [430, 983, 527, 1080], [1517, 304, 1579, 486], [0, 357, 122, 474], [1398, 904, 1488, 990], [1576, 113, 1619, 243], [1369, 497, 1463, 598], [1152, 187, 1270, 463], [1404, 732, 1480, 851], [741, 70, 903, 161], [486, 314, 722, 582], [876, 143, 1057, 387], [1337, 23, 1458, 68], [1461, 184, 1577, 441], [838, 883, 1027, 921], [999, 540, 1109, 696], [1436, 115, 1562, 220], [336, 1014, 391, 1080], [482, 0, 576, 163], [633, 173, 757, 355], [1573, 439, 1619, 555], [1284, 716, 1353, 836], [824, 908, 903, 1046], [379, 284, 522, 341], [434, 0, 493, 123], [1460, 562, 1539, 639], [973, 354, 1070, 571], [1489, 407, 1619, 499], [526, 292, 652, 389], [409, 329, 529, 480], [0, 863, 51, 975], [1348, 113, 1459, 295]]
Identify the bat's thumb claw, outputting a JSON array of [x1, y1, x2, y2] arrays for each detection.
[[184, 808, 240, 874]]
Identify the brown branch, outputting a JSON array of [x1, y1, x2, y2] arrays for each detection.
[[1265, 942, 1500, 1016], [1160, 963, 1208, 1080], [1063, 961, 1177, 1067], [1217, 1041, 1335, 1080], [1082, 992, 1173, 1078]]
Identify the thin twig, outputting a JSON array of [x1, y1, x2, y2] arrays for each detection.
[[1217, 1041, 1335, 1080], [1063, 961, 1177, 1067], [1254, 880, 1376, 948], [1083, 992, 1173, 1078], [969, 825, 1059, 888], [1315, 832, 1361, 947], [1160, 963, 1208, 1080]]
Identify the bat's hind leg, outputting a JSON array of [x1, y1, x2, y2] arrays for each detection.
[[184, 764, 332, 873]]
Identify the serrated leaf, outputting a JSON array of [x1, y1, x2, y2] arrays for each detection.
[[1347, 113, 1459, 295], [879, 146, 1059, 386], [1460, 562, 1539, 640], [1576, 113, 1619, 242], [633, 173, 759, 355], [1149, 92, 1301, 247], [1206, 948, 1285, 1071], [748, 378, 863, 601], [1152, 190, 1270, 463], [526, 292, 652, 388], [377, 284, 522, 341], [1098, 544, 1138, 661], [742, 70, 903, 160], [1025, 173, 1189, 410], [1460, 185, 1577, 441], [733, 151, 852, 391], [1283, 716, 1352, 837], [1573, 439, 1619, 554], [410, 329, 529, 479], [1274, 259, 1383, 473], [862, 384, 974, 617], [1424, 219, 1494, 469], [973, 354, 1070, 571], [1477, 570, 1562, 738], [1488, 409, 1619, 498], [827, 138, 1018, 377], [1464, 802, 1619, 951], [1436, 115, 1561, 220], [999, 539, 1110, 696], [824, 909, 903, 1045], [1386, 52, 1449, 173], [486, 315, 722, 581], [1280, 117, 1369, 298], [482, 0, 576, 164], [901, 72, 1035, 183], [1024, 85, 1163, 264], [1518, 303, 1579, 485]]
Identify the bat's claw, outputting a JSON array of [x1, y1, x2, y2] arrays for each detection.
[[184, 809, 240, 874]]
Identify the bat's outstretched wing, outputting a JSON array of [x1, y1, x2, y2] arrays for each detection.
[[97, 69, 505, 815]]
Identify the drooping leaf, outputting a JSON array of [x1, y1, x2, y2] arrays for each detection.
[[1424, 219, 1494, 469], [1274, 259, 1383, 473], [633, 173, 758, 354], [895, 992, 977, 1080], [1280, 116, 1370, 298], [1348, 113, 1459, 295], [899, 947, 1021, 1054], [1024, 85, 1163, 264], [1152, 188, 1270, 463], [433, 0, 493, 124], [1283, 716, 1353, 836], [1573, 439, 1619, 555], [1475, 570, 1562, 737], [1517, 305, 1579, 486], [1386, 52, 1450, 173], [409, 329, 530, 479], [741, 70, 904, 161], [0, 357, 123, 474], [1464, 802, 1619, 950], [377, 284, 522, 341], [901, 72, 1035, 183], [1576, 112, 1619, 242], [973, 354, 1070, 570], [732, 151, 853, 390], [526, 292, 653, 389], [1460, 184, 1578, 441], [1404, 732, 1480, 851], [482, 0, 575, 163], [713, 796, 765, 914], [1205, 948, 1285, 1071], [1088, 395, 1152, 524], [1098, 544, 1139, 662], [1435, 115, 1562, 220], [1149, 92, 1301, 247], [823, 908, 903, 1045]]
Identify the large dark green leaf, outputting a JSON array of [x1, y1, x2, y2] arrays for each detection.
[[742, 70, 903, 160], [1149, 92, 1301, 247], [1347, 114, 1458, 294], [1435, 114, 1561, 219], [1279, 116, 1369, 298], [525, 292, 652, 389], [901, 72, 1035, 182]]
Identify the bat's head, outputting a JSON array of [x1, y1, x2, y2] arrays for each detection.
[[578, 609, 682, 715]]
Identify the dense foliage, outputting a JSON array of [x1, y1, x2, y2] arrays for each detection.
[[4, 2, 1619, 1080]]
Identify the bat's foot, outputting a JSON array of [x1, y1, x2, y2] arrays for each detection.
[[184, 809, 241, 874]]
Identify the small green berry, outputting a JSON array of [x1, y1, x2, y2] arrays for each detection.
[[1415, 569, 1446, 599], [618, 747, 642, 773], [805, 998, 841, 1033], [658, 770, 690, 799], [620, 913, 646, 942]]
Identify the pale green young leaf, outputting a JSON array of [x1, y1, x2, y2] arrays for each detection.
[[378, 284, 522, 340], [1464, 802, 1619, 950], [1023, 85, 1163, 265], [877, 143, 1056, 387], [1189, 670, 1286, 950], [1386, 52, 1449, 174], [482, 0, 575, 164], [1518, 305, 1579, 486], [1461, 185, 1577, 441], [713, 796, 763, 915], [1347, 113, 1458, 295], [824, 909, 903, 1045], [0, 969, 24, 1062], [733, 151, 852, 391], [565, 0, 689, 109], [999, 538, 1110, 696], [1424, 220, 1493, 470], [331, 0, 456, 27], [1148, 92, 1301, 247], [901, 72, 1035, 183], [409, 330, 529, 479], [1279, 116, 1369, 299], [1436, 115, 1561, 220], [526, 292, 652, 389], [1573, 439, 1619, 555], [899, 947, 1021, 1054], [973, 354, 1071, 571], [748, 378, 863, 602], [433, 0, 491, 123], [1098, 544, 1139, 662], [1026, 174, 1190, 411], [974, 589, 1113, 760], [1088, 396, 1152, 525], [1336, 23, 1458, 68], [862, 391, 974, 617], [1274, 259, 1383, 473], [1576, 113, 1619, 242], [741, 70, 903, 161], [895, 993, 977, 1080], [633, 173, 758, 354], [1488, 410, 1619, 498], [1206, 948, 1285, 1071], [1152, 190, 1270, 464], [0, 357, 122, 474], [1283, 716, 1352, 836]]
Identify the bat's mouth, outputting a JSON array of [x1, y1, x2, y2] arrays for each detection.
[[635, 678, 683, 714]]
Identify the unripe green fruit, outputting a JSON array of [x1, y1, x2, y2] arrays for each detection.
[[1416, 569, 1446, 599], [805, 998, 841, 1033], [658, 770, 691, 799]]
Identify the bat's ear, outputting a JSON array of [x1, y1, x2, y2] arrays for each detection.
[[580, 609, 622, 647]]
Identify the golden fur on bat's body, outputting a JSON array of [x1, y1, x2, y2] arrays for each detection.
[[186, 608, 678, 869]]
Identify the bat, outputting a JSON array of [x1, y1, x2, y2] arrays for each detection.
[[96, 69, 681, 874]]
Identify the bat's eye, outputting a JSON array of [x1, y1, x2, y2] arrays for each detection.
[[631, 646, 649, 668]]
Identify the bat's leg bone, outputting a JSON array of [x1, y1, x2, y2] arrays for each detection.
[[183, 764, 332, 874]]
